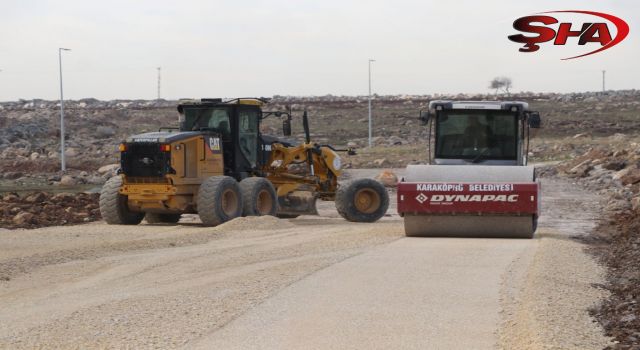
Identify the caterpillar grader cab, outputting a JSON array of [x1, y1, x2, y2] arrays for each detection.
[[397, 101, 542, 238], [99, 98, 389, 226]]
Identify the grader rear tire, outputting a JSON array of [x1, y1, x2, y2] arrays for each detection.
[[239, 177, 278, 217], [197, 176, 243, 226], [145, 213, 181, 224], [336, 178, 389, 222], [99, 176, 144, 225]]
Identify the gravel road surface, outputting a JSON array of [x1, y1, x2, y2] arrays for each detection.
[[0, 177, 611, 349], [194, 238, 531, 350]]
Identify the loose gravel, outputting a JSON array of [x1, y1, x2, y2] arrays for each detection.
[[498, 178, 613, 349]]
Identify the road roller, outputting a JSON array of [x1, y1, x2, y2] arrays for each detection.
[[397, 101, 542, 238]]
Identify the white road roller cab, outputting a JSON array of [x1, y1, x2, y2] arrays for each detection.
[[397, 101, 542, 238]]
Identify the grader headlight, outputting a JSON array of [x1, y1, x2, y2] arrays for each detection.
[[332, 155, 342, 170]]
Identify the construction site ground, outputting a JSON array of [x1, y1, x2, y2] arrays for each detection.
[[0, 170, 612, 349]]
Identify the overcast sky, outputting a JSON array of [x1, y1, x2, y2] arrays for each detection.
[[0, 0, 637, 100]]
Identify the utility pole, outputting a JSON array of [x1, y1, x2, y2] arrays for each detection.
[[58, 48, 71, 172], [368, 59, 375, 148], [157, 67, 161, 100], [602, 70, 606, 92]]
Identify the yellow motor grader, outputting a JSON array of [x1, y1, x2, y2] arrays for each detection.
[[99, 98, 388, 226]]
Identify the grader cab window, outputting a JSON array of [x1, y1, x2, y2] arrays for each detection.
[[184, 108, 231, 138], [238, 109, 259, 167], [435, 110, 518, 160]]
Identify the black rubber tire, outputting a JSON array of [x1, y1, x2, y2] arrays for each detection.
[[145, 213, 181, 224], [197, 176, 243, 226], [239, 177, 278, 216], [335, 178, 389, 222], [99, 176, 144, 225]]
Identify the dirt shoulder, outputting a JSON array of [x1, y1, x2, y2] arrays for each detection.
[[537, 145, 640, 349], [498, 178, 612, 349]]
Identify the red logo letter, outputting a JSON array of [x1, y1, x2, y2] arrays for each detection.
[[554, 23, 590, 45], [508, 15, 558, 52], [579, 23, 613, 45]]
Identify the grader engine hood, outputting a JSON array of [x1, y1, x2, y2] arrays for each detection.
[[120, 131, 201, 178], [126, 131, 202, 144]]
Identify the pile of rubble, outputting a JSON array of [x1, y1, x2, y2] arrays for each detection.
[[1, 91, 640, 181], [0, 98, 176, 111], [540, 143, 640, 348], [594, 209, 640, 348], [548, 145, 640, 210], [0, 192, 100, 230], [272, 89, 640, 104], [2, 90, 639, 111], [0, 100, 176, 186]]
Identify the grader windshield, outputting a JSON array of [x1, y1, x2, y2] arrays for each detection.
[[435, 110, 518, 160], [182, 107, 231, 137]]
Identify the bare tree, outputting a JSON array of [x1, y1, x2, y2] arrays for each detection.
[[501, 77, 512, 96], [489, 78, 503, 96], [489, 77, 513, 96]]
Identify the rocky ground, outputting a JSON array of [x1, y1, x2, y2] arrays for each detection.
[[2, 90, 640, 189], [0, 192, 100, 230], [0, 100, 174, 189], [538, 143, 640, 349]]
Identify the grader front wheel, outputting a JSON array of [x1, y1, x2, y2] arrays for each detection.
[[335, 178, 389, 222]]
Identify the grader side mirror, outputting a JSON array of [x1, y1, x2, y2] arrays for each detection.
[[282, 119, 292, 136], [419, 110, 431, 125], [528, 112, 541, 129]]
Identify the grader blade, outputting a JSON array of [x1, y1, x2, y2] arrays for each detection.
[[277, 193, 318, 217]]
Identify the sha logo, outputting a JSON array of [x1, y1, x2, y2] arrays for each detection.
[[508, 10, 629, 60]]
